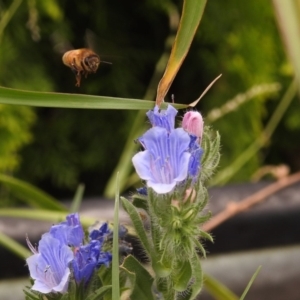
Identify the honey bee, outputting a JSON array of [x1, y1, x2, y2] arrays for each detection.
[[62, 48, 101, 87]]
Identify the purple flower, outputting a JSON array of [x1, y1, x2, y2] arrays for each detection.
[[49, 213, 84, 247], [188, 135, 203, 177], [26, 233, 73, 294], [89, 223, 111, 244], [146, 105, 177, 132], [72, 240, 112, 284], [132, 127, 191, 194]]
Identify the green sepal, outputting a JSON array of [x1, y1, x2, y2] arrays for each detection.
[[200, 127, 221, 182], [200, 230, 214, 243], [121, 254, 155, 300], [194, 239, 207, 258], [173, 260, 193, 292]]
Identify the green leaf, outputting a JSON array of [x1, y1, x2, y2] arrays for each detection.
[[131, 193, 149, 211], [173, 260, 193, 292], [188, 253, 203, 300], [86, 285, 112, 300], [155, 0, 207, 105], [119, 264, 136, 299], [0, 86, 186, 110], [239, 266, 261, 300], [112, 173, 120, 300], [0, 174, 66, 211], [121, 197, 169, 276], [121, 255, 155, 300], [204, 274, 239, 300], [121, 197, 153, 256]]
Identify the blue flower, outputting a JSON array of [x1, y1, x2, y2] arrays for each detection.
[[132, 126, 191, 194], [136, 186, 148, 195], [89, 223, 111, 244], [72, 240, 112, 284], [188, 135, 203, 178], [146, 105, 177, 132], [26, 233, 73, 294], [49, 213, 84, 247]]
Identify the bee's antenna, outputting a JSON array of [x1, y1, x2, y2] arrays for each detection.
[[101, 60, 112, 65]]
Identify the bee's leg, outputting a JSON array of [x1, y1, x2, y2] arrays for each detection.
[[75, 72, 82, 87], [71, 59, 81, 87]]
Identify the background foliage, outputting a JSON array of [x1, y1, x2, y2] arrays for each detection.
[[0, 0, 298, 199]]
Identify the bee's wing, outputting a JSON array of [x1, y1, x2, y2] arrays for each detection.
[[84, 29, 122, 63], [51, 30, 74, 55]]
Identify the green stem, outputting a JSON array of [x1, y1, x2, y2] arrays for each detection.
[[0, 0, 23, 42], [206, 83, 281, 123]]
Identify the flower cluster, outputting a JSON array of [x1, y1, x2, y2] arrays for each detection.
[[26, 213, 112, 294], [132, 105, 204, 194]]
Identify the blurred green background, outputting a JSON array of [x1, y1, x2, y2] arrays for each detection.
[[0, 0, 298, 201]]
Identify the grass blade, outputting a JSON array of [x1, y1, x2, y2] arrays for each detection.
[[70, 184, 85, 213], [0, 174, 66, 211], [112, 172, 120, 299], [0, 86, 186, 110], [156, 0, 207, 106], [239, 266, 261, 300], [204, 274, 239, 300], [0, 231, 31, 259]]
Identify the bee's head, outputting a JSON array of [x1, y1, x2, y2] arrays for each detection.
[[84, 55, 100, 72]]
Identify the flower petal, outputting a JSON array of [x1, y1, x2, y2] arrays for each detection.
[[26, 233, 73, 294], [50, 213, 84, 247], [147, 180, 177, 194], [146, 105, 177, 132], [133, 127, 191, 194], [132, 150, 154, 181]]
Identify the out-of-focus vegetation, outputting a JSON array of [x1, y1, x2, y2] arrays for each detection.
[[0, 0, 298, 199]]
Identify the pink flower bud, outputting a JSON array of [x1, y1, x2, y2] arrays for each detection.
[[182, 111, 204, 142]]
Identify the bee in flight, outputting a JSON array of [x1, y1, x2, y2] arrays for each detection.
[[62, 48, 110, 87]]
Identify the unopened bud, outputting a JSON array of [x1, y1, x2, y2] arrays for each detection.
[[182, 111, 204, 142]]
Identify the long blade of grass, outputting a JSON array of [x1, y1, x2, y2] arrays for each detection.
[[156, 0, 207, 106], [0, 86, 186, 110], [0, 174, 66, 211], [70, 184, 85, 213], [112, 172, 120, 299], [0, 231, 31, 259], [272, 1, 300, 95], [239, 266, 261, 300], [0, 208, 96, 227], [204, 274, 239, 300]]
